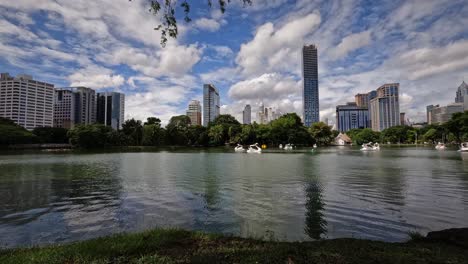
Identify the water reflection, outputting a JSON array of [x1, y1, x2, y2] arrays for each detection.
[[303, 156, 327, 239], [0, 149, 467, 247], [0, 155, 122, 247]]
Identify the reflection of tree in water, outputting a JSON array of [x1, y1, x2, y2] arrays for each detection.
[[304, 180, 327, 239]]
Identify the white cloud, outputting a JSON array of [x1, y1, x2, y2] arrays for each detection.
[[236, 12, 321, 77], [194, 18, 221, 32], [328, 30, 372, 60], [69, 66, 125, 89], [229, 73, 300, 100]]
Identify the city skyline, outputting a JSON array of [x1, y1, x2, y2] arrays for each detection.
[[0, 1, 467, 125]]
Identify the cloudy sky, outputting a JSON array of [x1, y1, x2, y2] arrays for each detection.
[[1, 0, 467, 125]]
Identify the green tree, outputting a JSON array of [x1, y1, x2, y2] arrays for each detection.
[[67, 124, 116, 148], [32, 127, 69, 144], [122, 119, 144, 145], [423, 128, 439, 143], [380, 125, 416, 144], [350, 128, 380, 145], [309, 122, 333, 146], [144, 117, 161, 126], [209, 114, 241, 144], [0, 117, 38, 145], [166, 115, 191, 145], [187, 125, 209, 146], [208, 124, 225, 145], [142, 124, 166, 146]]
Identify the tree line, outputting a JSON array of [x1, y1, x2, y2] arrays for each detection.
[[1, 111, 467, 148], [67, 113, 335, 148]]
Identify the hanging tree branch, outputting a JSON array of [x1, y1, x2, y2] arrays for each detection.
[[130, 0, 253, 46]]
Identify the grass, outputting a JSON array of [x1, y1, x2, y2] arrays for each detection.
[[1, 229, 467, 264]]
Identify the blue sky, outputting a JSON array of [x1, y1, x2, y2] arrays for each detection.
[[1, 0, 468, 125]]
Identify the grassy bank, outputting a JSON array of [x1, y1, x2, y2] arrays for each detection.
[[1, 229, 467, 264]]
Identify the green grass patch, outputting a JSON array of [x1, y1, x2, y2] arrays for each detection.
[[1, 228, 467, 263]]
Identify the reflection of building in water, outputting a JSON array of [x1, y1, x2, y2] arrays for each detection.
[[304, 181, 327, 239], [302, 156, 327, 239]]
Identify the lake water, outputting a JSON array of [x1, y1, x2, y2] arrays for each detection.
[[1, 147, 468, 248]]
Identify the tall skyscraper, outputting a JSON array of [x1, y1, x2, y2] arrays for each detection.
[[336, 102, 369, 132], [455, 81, 468, 110], [0, 73, 54, 130], [302, 44, 319, 127], [243, 104, 251, 124], [54, 87, 96, 128], [187, 100, 202, 126], [203, 84, 220, 126], [370, 83, 400, 131], [96, 92, 125, 130]]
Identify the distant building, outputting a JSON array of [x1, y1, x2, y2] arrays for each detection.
[[242, 104, 251, 124], [355, 93, 369, 108], [400, 112, 406, 126], [96, 92, 125, 130], [0, 73, 54, 130], [455, 81, 468, 104], [426, 104, 439, 124], [256, 103, 281, 124], [54, 87, 96, 128], [429, 103, 464, 124], [370, 83, 400, 131], [302, 44, 319, 127], [187, 100, 202, 126], [203, 84, 220, 126], [455, 81, 468, 111], [367, 90, 377, 127], [336, 102, 369, 132]]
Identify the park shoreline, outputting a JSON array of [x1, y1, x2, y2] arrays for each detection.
[[1, 228, 467, 263]]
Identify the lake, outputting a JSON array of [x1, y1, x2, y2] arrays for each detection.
[[1, 147, 467, 248]]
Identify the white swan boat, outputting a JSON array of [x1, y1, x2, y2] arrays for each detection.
[[459, 142, 468, 152], [435, 142, 446, 150], [284, 143, 293, 150], [361, 142, 380, 151], [247, 143, 262, 153], [234, 144, 246, 152]]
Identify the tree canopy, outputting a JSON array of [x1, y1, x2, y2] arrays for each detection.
[[130, 0, 253, 46]]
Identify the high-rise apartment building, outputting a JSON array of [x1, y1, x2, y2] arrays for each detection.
[[336, 102, 369, 132], [370, 83, 400, 131], [428, 103, 464, 124], [426, 104, 439, 124], [54, 87, 96, 128], [0, 73, 54, 130], [96, 92, 125, 130], [302, 44, 319, 127], [243, 104, 251, 124], [355, 93, 369, 108], [203, 84, 220, 126], [187, 100, 202, 126]]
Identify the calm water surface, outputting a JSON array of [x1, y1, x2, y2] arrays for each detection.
[[1, 147, 468, 247]]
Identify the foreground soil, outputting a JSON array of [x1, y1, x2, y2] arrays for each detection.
[[1, 229, 467, 264]]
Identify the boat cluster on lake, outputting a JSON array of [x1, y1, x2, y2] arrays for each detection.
[[233, 141, 468, 153]]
